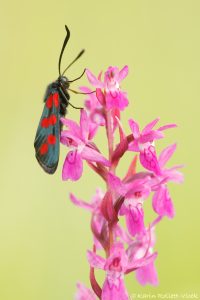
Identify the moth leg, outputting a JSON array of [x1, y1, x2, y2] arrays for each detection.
[[68, 102, 83, 110], [58, 86, 83, 110], [68, 88, 95, 95]]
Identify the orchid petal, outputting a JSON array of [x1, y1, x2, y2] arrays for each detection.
[[125, 206, 145, 237], [158, 123, 177, 131], [159, 144, 177, 168], [164, 168, 184, 183], [79, 86, 92, 94], [81, 146, 110, 166], [142, 118, 160, 134], [69, 193, 93, 211], [98, 71, 103, 81], [136, 261, 158, 286], [107, 173, 125, 195], [128, 140, 140, 152], [140, 131, 164, 144], [61, 130, 83, 145], [86, 69, 104, 88], [80, 109, 89, 141], [96, 88, 106, 105], [119, 203, 128, 216], [60, 117, 81, 138], [114, 224, 133, 244], [129, 119, 140, 139], [125, 179, 151, 199], [87, 250, 106, 270], [127, 252, 157, 271], [106, 91, 128, 111], [118, 65, 129, 81], [75, 282, 97, 300], [104, 66, 119, 85], [140, 146, 161, 175], [101, 191, 118, 223], [90, 111, 105, 126], [62, 151, 83, 181], [152, 186, 175, 219], [111, 137, 129, 168], [88, 123, 99, 140], [102, 278, 129, 300], [123, 156, 138, 181]]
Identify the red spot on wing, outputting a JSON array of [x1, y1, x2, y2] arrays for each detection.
[[53, 93, 59, 107], [41, 118, 49, 128], [46, 94, 53, 108], [47, 134, 56, 145], [40, 143, 48, 155], [49, 114, 57, 125]]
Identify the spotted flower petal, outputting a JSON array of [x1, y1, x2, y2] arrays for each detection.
[[140, 145, 161, 175], [136, 261, 158, 286], [62, 150, 83, 181], [101, 279, 129, 300], [152, 185, 175, 218], [106, 90, 128, 111], [125, 205, 145, 237]]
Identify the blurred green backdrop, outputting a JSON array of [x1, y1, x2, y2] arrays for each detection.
[[0, 0, 199, 299]]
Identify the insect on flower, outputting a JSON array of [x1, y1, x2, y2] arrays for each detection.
[[34, 25, 93, 174]]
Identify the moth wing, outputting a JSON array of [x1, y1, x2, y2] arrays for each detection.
[[34, 89, 60, 174]]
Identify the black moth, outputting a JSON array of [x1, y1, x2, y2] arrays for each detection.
[[34, 25, 86, 174]]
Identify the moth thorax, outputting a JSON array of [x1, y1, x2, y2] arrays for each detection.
[[59, 76, 69, 89]]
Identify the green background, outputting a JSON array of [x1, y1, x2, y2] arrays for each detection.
[[0, 0, 199, 299]]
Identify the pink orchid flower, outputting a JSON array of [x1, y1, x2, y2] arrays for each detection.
[[158, 143, 184, 183], [136, 261, 158, 286], [87, 243, 129, 300], [60, 110, 110, 181], [70, 188, 104, 214], [75, 282, 97, 300], [108, 172, 151, 236], [80, 86, 105, 126], [39, 62, 183, 296], [70, 189, 105, 249], [70, 189, 132, 249], [87, 242, 157, 300], [86, 66, 129, 111], [127, 227, 158, 286], [152, 185, 175, 219], [129, 118, 177, 175], [151, 144, 183, 219]]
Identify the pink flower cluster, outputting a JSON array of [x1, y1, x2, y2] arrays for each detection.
[[60, 66, 183, 300]]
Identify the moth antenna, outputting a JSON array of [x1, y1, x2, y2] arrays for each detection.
[[62, 49, 85, 76], [68, 68, 86, 83], [58, 25, 70, 76]]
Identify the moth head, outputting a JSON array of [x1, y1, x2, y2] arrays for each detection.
[[59, 76, 70, 89]]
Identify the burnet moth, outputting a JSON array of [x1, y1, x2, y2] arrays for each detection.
[[34, 25, 87, 174]]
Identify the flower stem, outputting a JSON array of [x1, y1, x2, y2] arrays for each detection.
[[105, 109, 114, 164], [105, 109, 116, 254], [86, 161, 107, 181], [90, 266, 102, 299]]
